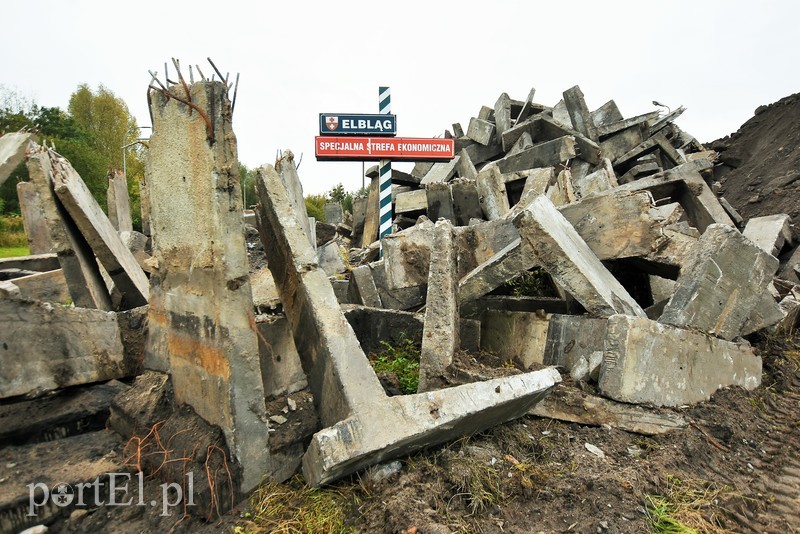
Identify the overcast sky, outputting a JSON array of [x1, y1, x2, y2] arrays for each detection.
[[2, 1, 798, 196]]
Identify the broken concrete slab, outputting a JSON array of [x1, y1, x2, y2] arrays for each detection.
[[107, 169, 133, 233], [361, 175, 380, 247], [562, 85, 598, 141], [146, 81, 270, 493], [420, 157, 460, 185], [451, 179, 482, 226], [481, 310, 549, 370], [348, 264, 384, 308], [0, 299, 128, 399], [659, 224, 779, 340], [599, 314, 761, 407], [426, 182, 456, 223], [317, 241, 346, 277], [529, 386, 688, 436], [514, 195, 646, 317], [467, 117, 496, 146], [493, 92, 512, 143], [572, 166, 617, 198], [26, 147, 113, 310], [324, 202, 344, 225], [16, 181, 53, 255], [545, 169, 576, 207], [497, 136, 577, 174], [395, 189, 427, 215], [0, 253, 59, 273], [510, 168, 554, 216], [476, 166, 510, 220], [256, 313, 308, 398], [741, 291, 786, 336], [418, 220, 459, 392], [0, 131, 35, 186], [459, 239, 535, 304], [557, 190, 668, 261], [382, 218, 434, 290], [50, 150, 148, 308], [743, 214, 793, 256], [543, 314, 608, 370], [600, 124, 646, 162], [590, 100, 624, 127], [596, 111, 660, 138], [10, 269, 70, 304]]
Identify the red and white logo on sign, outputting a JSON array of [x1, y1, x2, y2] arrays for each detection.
[[325, 116, 339, 130]]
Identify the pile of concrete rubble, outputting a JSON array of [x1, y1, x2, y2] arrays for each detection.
[[1, 78, 799, 531]]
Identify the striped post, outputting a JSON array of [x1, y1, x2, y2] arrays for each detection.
[[378, 86, 392, 255]]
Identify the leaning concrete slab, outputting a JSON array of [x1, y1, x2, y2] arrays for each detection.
[[382, 219, 435, 290], [418, 220, 459, 392], [107, 169, 133, 232], [459, 239, 535, 304], [467, 117, 496, 146], [659, 224, 779, 340], [420, 157, 459, 185], [0, 132, 35, 186], [590, 100, 624, 127], [51, 152, 148, 308], [146, 81, 269, 493], [256, 146, 561, 486], [16, 181, 53, 255], [514, 196, 646, 317], [361, 175, 380, 247], [497, 136, 577, 174], [599, 315, 761, 407], [562, 85, 598, 141], [476, 166, 511, 220], [395, 189, 428, 215], [0, 299, 127, 398], [26, 146, 113, 310], [543, 314, 608, 370], [426, 182, 456, 223], [11, 269, 70, 304]]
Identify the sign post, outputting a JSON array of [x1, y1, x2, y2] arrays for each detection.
[[378, 86, 392, 255]]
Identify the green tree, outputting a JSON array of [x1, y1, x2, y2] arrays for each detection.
[[239, 163, 257, 210], [304, 194, 327, 222], [328, 182, 346, 203]]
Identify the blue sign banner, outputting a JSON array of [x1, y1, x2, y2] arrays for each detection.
[[319, 113, 397, 136]]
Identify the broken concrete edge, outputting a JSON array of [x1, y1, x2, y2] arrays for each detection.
[[301, 367, 562, 486]]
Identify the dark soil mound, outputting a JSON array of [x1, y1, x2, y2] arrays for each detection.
[[709, 93, 800, 224]]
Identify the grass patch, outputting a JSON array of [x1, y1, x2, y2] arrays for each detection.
[[645, 475, 733, 533], [235, 475, 364, 533], [0, 246, 30, 258], [368, 335, 421, 394], [0, 214, 27, 248]]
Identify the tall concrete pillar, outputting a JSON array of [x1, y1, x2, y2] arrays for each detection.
[[16, 181, 53, 255], [145, 81, 269, 493]]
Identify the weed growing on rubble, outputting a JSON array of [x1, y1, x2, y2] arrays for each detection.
[[645, 475, 734, 533], [499, 267, 557, 298], [237, 475, 365, 533], [369, 335, 421, 394]]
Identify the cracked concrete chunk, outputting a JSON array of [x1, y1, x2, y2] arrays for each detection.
[[599, 315, 761, 407]]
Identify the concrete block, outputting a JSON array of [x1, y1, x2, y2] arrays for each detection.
[[26, 147, 113, 310], [452, 123, 464, 137], [718, 196, 744, 228], [538, 115, 602, 165], [420, 157, 460, 185], [382, 219, 434, 290], [147, 81, 269, 493], [599, 315, 761, 407], [343, 305, 423, 354], [493, 92, 512, 143], [572, 167, 615, 197], [426, 182, 455, 223], [481, 310, 549, 369], [0, 253, 59, 273], [455, 148, 479, 181], [497, 136, 577, 174], [107, 169, 133, 233], [552, 99, 571, 127], [16, 181, 53, 255], [741, 292, 786, 336], [0, 299, 127, 398], [546, 169, 576, 207], [599, 125, 646, 162], [418, 220, 459, 392], [361, 176, 380, 247], [324, 202, 344, 225], [317, 241, 347, 276], [543, 314, 608, 370], [529, 386, 687, 436], [348, 264, 383, 308], [395, 189, 427, 215], [10, 269, 69, 304], [467, 117, 496, 146], [373, 259, 427, 311], [351, 196, 368, 245], [459, 239, 535, 303], [451, 179, 482, 226], [515, 87, 539, 123], [257, 314, 307, 398], [590, 100, 624, 127], [510, 168, 554, 216], [514, 196, 646, 317], [558, 190, 668, 261], [476, 166, 510, 220], [0, 280, 20, 299], [0, 132, 35, 186], [659, 224, 779, 339], [743, 214, 793, 256], [51, 151, 148, 309], [596, 111, 660, 138], [562, 85, 598, 141]]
